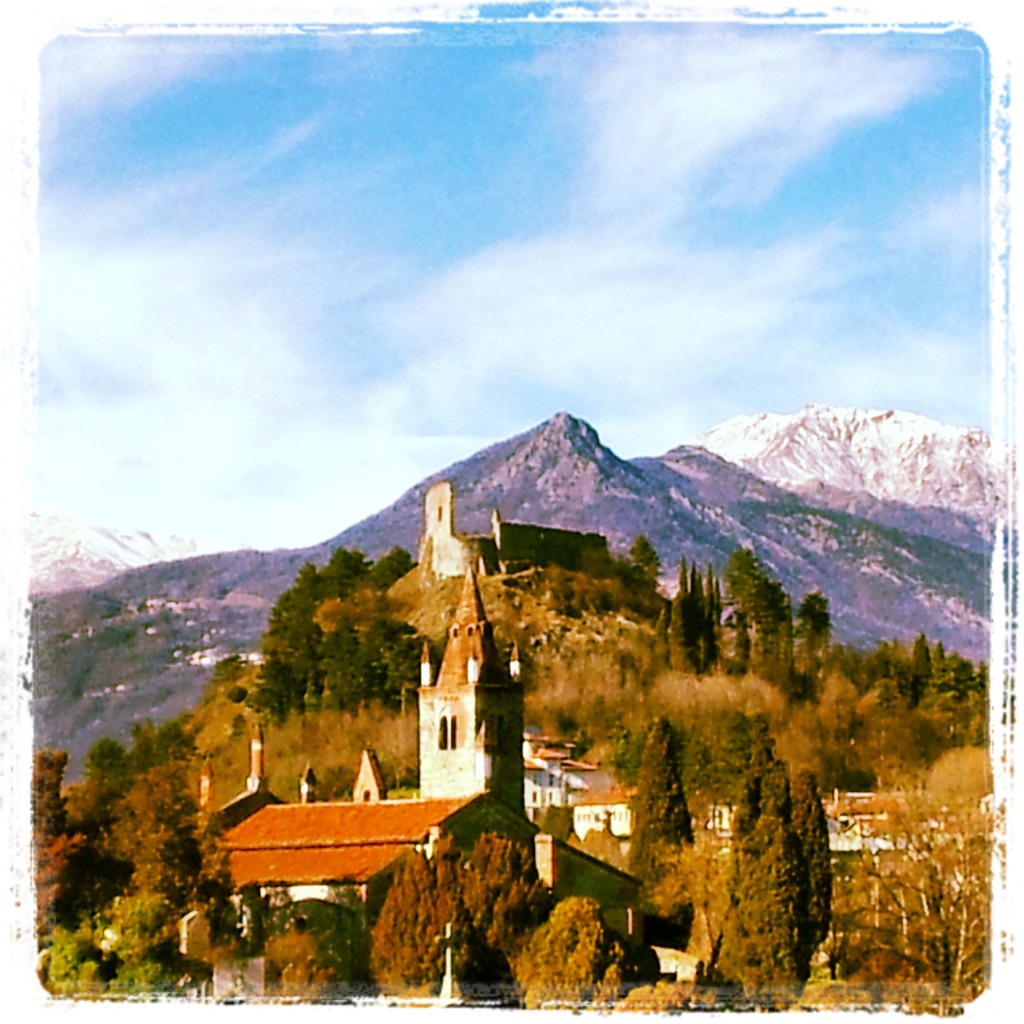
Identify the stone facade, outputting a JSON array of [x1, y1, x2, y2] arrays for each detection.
[[418, 568, 524, 812], [418, 480, 608, 579]]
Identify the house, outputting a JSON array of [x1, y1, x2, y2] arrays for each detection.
[[572, 787, 635, 840], [824, 790, 903, 854], [522, 732, 603, 815]]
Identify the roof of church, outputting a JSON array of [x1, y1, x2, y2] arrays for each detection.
[[453, 566, 487, 625], [229, 844, 409, 887], [434, 568, 508, 690], [222, 795, 479, 887], [224, 796, 477, 850]]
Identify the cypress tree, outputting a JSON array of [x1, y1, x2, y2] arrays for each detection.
[[790, 771, 832, 972], [910, 633, 932, 708], [703, 565, 720, 672], [720, 720, 810, 995], [629, 718, 692, 887], [684, 565, 705, 673]]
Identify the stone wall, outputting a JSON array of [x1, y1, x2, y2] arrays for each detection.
[[419, 480, 608, 579]]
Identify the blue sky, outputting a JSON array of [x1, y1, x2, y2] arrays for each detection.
[[31, 17, 991, 552]]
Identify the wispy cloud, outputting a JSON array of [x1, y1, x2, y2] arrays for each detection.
[[533, 30, 940, 228]]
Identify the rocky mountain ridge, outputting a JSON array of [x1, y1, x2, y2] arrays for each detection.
[[28, 512, 198, 596], [694, 404, 1008, 524], [30, 408, 995, 775]]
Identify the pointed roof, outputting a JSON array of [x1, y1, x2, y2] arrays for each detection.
[[353, 749, 387, 803], [454, 567, 487, 626], [434, 568, 508, 690]]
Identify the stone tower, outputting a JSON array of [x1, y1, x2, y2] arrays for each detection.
[[418, 568, 524, 811]]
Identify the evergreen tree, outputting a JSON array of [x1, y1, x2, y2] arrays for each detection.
[[910, 633, 932, 708], [703, 565, 720, 672], [629, 536, 661, 589], [514, 897, 627, 1008], [795, 592, 831, 699], [720, 720, 810, 995], [629, 718, 692, 887], [682, 565, 705, 673], [790, 771, 832, 970], [460, 834, 551, 981], [371, 834, 549, 991]]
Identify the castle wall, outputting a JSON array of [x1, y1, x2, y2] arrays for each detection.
[[419, 480, 608, 580], [495, 521, 607, 574]]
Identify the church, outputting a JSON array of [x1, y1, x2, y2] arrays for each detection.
[[204, 568, 643, 992]]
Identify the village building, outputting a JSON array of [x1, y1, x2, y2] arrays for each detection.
[[418, 480, 608, 579], [211, 568, 645, 997], [522, 731, 604, 814], [572, 787, 636, 841]]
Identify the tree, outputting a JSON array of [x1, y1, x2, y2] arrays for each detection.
[[460, 834, 551, 982], [514, 897, 626, 1008], [790, 771, 832, 970], [795, 592, 830, 698], [629, 536, 660, 589], [719, 720, 809, 996], [371, 846, 454, 990], [33, 750, 72, 938], [370, 546, 415, 590], [724, 549, 795, 693], [629, 718, 692, 888], [651, 831, 732, 979], [854, 796, 990, 1006], [372, 834, 550, 992], [113, 762, 202, 911]]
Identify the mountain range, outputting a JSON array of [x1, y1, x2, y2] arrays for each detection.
[[29, 406, 1000, 775], [28, 513, 198, 597]]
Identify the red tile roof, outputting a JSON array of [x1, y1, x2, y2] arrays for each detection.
[[223, 796, 476, 850], [222, 796, 480, 887], [229, 845, 406, 887]]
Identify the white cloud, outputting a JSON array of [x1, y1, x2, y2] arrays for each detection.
[[366, 224, 858, 449], [884, 184, 986, 265], [40, 35, 227, 131], [535, 30, 940, 226]]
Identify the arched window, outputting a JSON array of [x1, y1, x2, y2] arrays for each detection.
[[438, 716, 449, 750], [362, 789, 372, 802], [450, 715, 458, 749]]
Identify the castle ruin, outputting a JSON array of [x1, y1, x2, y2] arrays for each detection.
[[418, 480, 608, 579]]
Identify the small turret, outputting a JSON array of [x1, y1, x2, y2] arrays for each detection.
[[299, 763, 316, 804], [509, 641, 521, 682], [246, 722, 265, 794], [421, 642, 433, 688]]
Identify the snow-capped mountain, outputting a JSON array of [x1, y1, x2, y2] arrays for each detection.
[[28, 512, 198, 596], [693, 404, 1009, 523]]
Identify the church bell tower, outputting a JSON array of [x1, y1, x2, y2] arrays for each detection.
[[418, 568, 524, 812]]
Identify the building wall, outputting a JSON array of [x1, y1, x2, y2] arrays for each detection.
[[419, 684, 480, 800]]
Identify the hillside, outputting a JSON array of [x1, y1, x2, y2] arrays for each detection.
[[30, 410, 992, 774]]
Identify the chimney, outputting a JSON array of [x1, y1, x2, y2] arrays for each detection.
[[534, 833, 557, 890], [247, 722, 264, 793]]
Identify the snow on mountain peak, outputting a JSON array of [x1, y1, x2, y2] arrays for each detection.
[[692, 404, 1009, 521], [28, 512, 199, 596]]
